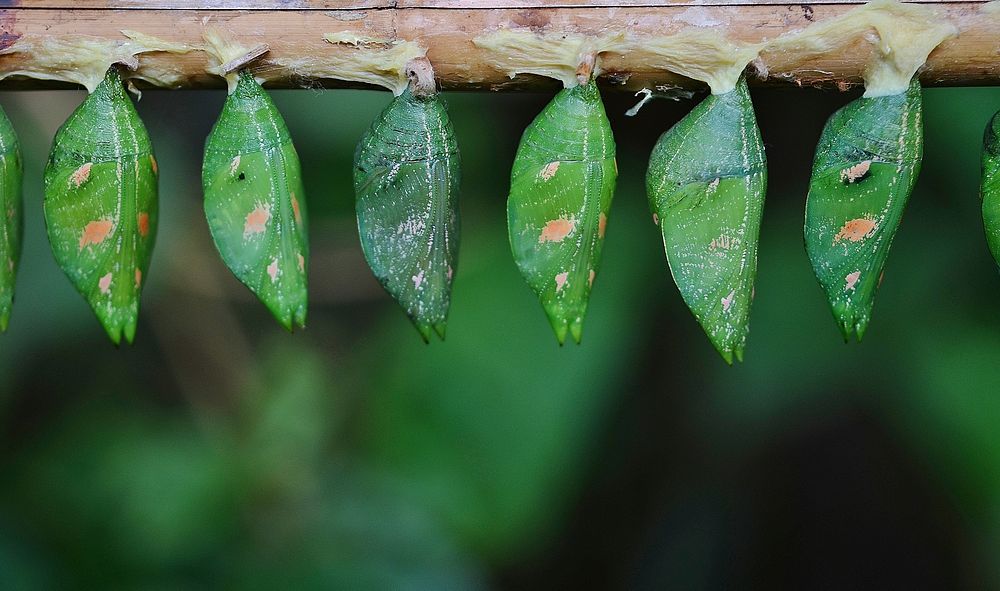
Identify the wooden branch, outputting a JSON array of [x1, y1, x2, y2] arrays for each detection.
[[0, 1, 996, 91]]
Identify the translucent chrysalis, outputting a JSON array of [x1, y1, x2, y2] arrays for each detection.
[[354, 57, 460, 342]]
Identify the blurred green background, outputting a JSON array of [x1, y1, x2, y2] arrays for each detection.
[[0, 79, 998, 589]]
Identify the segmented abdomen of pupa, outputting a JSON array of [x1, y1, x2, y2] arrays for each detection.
[[805, 78, 922, 342], [981, 109, 1000, 268], [508, 81, 617, 345], [354, 88, 460, 342], [0, 105, 22, 333], [203, 70, 309, 331], [646, 78, 766, 364], [43, 68, 158, 345]]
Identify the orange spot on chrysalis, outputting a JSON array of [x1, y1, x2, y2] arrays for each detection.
[[555, 272, 569, 292], [70, 163, 93, 188], [652, 213, 659, 226], [79, 219, 114, 250], [538, 217, 575, 243], [834, 217, 877, 244], [149, 154, 158, 176], [267, 258, 280, 282], [840, 160, 871, 183], [98, 272, 112, 294], [588, 269, 595, 287], [721, 289, 735, 312], [845, 271, 861, 291], [297, 253, 305, 273], [412, 270, 425, 289], [598, 212, 607, 239], [540, 161, 560, 181], [291, 193, 302, 224], [244, 205, 271, 238], [137, 212, 150, 238], [134, 268, 142, 287]]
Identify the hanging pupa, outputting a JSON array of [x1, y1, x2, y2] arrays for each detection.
[[982, 110, 1000, 266], [506, 55, 616, 345], [646, 77, 766, 364], [0, 106, 22, 333], [473, 32, 627, 344], [785, 0, 955, 341], [354, 57, 460, 342], [43, 66, 158, 345], [202, 40, 308, 331], [804, 79, 922, 340]]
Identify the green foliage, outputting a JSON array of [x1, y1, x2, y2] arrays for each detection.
[[354, 87, 460, 342], [507, 80, 616, 344], [805, 78, 922, 341], [203, 70, 308, 331], [646, 78, 766, 364], [43, 67, 158, 345], [0, 104, 22, 332]]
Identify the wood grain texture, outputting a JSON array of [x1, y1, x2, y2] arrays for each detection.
[[0, 2, 995, 90]]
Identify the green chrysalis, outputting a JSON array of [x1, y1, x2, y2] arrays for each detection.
[[0, 105, 22, 332], [44, 67, 158, 345], [982, 109, 1000, 267], [646, 78, 766, 364], [354, 58, 460, 342], [508, 72, 616, 345], [203, 69, 308, 331], [804, 78, 922, 341]]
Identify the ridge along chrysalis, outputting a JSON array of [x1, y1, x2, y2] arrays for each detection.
[[982, 109, 1000, 267], [0, 105, 22, 333], [43, 65, 158, 345], [203, 60, 308, 331], [646, 77, 766, 364], [508, 54, 616, 345], [354, 57, 460, 342], [804, 77, 922, 341]]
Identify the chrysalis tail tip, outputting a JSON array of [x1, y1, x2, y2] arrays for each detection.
[[548, 317, 584, 346], [272, 306, 307, 333], [836, 316, 868, 343], [124, 321, 137, 345], [411, 319, 445, 345], [293, 306, 307, 332], [551, 321, 569, 346], [717, 346, 745, 365], [104, 325, 123, 347], [414, 321, 446, 343], [100, 316, 138, 346]]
